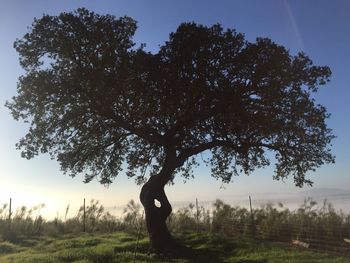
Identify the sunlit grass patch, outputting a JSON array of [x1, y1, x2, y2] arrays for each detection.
[[0, 249, 59, 263], [0, 241, 22, 254]]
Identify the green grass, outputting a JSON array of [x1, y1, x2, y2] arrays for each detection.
[[0, 232, 349, 263]]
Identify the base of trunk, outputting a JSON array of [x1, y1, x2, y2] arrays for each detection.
[[140, 175, 174, 254]]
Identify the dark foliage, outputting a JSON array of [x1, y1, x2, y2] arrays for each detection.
[[6, 8, 334, 187]]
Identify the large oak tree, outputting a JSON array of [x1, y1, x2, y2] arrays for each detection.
[[7, 8, 334, 253]]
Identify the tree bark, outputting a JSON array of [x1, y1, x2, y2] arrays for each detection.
[[140, 165, 175, 253]]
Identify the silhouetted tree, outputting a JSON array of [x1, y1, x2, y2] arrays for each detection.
[[6, 8, 335, 253]]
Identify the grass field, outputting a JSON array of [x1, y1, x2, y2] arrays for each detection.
[[0, 232, 349, 263]]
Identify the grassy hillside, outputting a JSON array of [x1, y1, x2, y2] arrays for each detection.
[[0, 232, 349, 263]]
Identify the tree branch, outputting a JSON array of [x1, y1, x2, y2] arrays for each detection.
[[177, 139, 240, 166], [112, 115, 166, 146]]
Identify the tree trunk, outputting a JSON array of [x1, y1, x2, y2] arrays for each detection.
[[140, 167, 175, 254]]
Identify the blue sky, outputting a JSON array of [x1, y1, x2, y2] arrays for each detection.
[[0, 0, 349, 217]]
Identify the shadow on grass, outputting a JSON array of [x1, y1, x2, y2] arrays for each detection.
[[236, 259, 267, 263], [235, 260, 268, 263], [153, 244, 225, 263], [150, 232, 269, 263], [154, 244, 268, 263]]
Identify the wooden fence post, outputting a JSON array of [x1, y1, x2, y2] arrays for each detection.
[[8, 198, 12, 229], [196, 198, 199, 233], [83, 198, 86, 232], [249, 196, 255, 237]]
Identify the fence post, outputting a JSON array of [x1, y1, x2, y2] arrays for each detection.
[[8, 198, 12, 229], [249, 196, 255, 237], [196, 198, 199, 233], [83, 198, 86, 232]]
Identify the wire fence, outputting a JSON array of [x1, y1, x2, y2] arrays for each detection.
[[1, 195, 350, 256], [175, 196, 350, 257]]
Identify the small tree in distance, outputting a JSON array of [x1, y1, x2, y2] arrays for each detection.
[[6, 8, 335, 253]]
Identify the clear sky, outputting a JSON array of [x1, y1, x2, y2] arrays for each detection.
[[0, 0, 349, 218]]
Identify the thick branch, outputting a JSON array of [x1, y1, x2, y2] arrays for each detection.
[[165, 107, 219, 138], [114, 116, 166, 145], [96, 107, 167, 146], [177, 139, 240, 165]]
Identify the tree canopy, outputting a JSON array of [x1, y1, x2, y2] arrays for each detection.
[[7, 8, 335, 188]]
